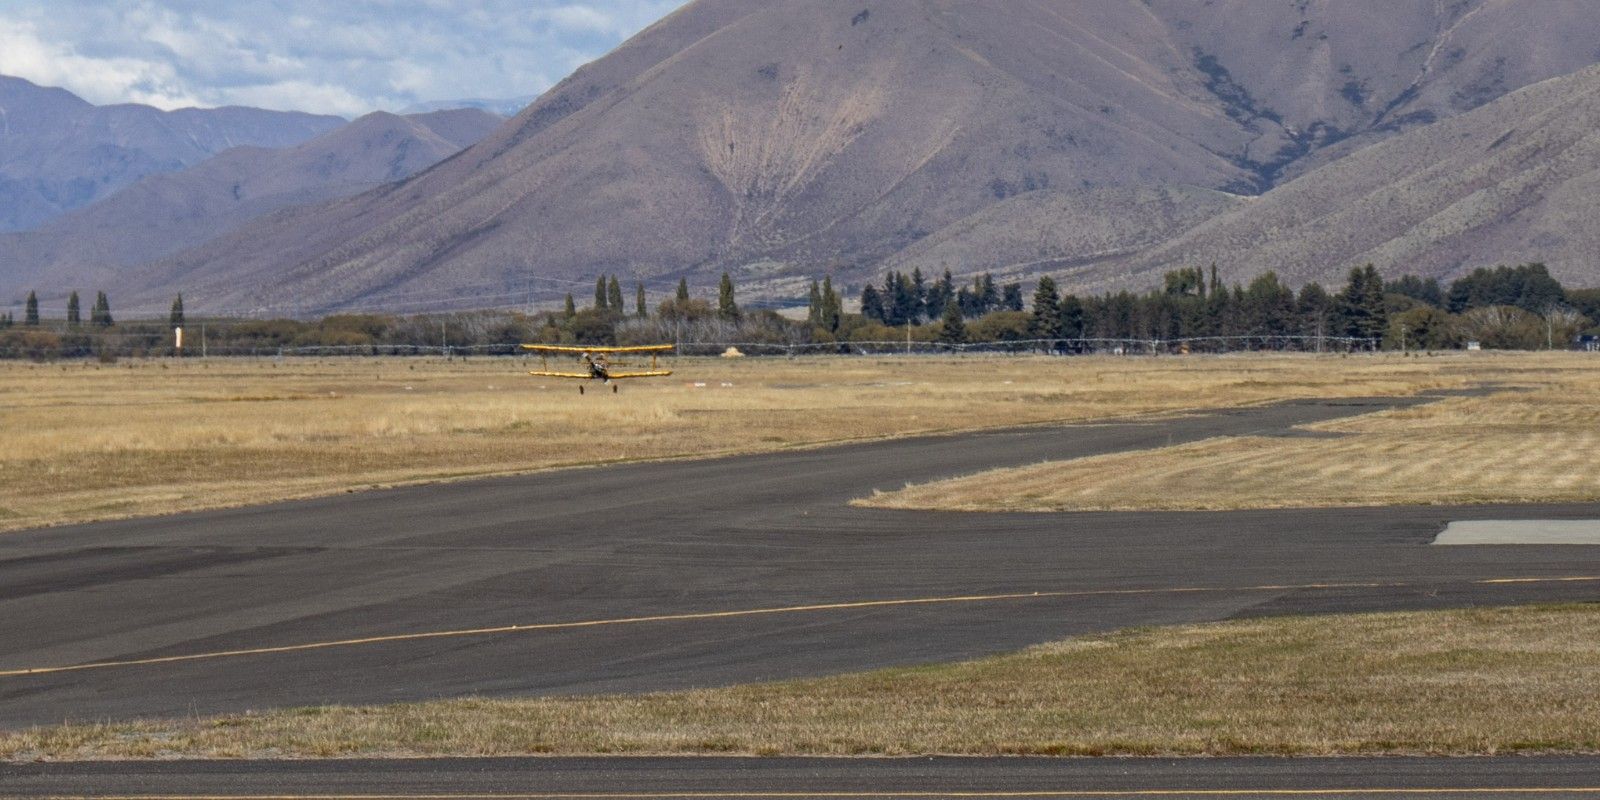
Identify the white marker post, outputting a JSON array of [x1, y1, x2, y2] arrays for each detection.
[[174, 326, 183, 357]]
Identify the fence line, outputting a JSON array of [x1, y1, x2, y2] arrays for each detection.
[[0, 335, 1384, 360]]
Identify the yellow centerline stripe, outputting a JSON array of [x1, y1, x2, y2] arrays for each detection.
[[4, 576, 1596, 679], [42, 789, 1600, 799]]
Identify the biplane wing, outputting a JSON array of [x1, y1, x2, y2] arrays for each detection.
[[521, 344, 675, 353], [527, 371, 595, 379], [605, 370, 674, 379]]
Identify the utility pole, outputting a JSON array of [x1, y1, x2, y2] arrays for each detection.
[[201, 322, 207, 358]]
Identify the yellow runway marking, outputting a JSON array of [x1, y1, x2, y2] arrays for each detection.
[[45, 788, 1600, 799], [4, 576, 1596, 679]]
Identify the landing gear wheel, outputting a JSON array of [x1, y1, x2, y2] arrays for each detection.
[[578, 385, 585, 395]]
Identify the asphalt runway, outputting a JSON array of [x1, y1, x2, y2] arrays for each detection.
[[9, 754, 1600, 798], [2, 393, 1599, 733]]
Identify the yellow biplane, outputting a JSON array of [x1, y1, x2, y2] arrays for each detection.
[[521, 344, 674, 393]]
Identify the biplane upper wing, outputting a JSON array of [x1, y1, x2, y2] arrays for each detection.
[[527, 370, 595, 379], [606, 370, 674, 379], [520, 344, 675, 353]]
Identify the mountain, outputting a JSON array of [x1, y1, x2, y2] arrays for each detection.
[[0, 75, 344, 232], [400, 97, 537, 117], [66, 1, 1600, 313], [0, 109, 503, 300], [1089, 63, 1600, 294]]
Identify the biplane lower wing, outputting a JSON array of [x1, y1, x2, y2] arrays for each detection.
[[606, 370, 674, 379], [527, 371, 594, 379], [526, 370, 673, 379], [521, 344, 675, 354]]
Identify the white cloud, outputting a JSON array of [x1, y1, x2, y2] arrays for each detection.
[[0, 0, 688, 115]]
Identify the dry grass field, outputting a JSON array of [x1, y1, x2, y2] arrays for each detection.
[[863, 352, 1600, 512], [0, 352, 1506, 534], [6, 603, 1597, 759]]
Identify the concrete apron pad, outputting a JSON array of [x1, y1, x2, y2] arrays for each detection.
[[1435, 520, 1600, 545]]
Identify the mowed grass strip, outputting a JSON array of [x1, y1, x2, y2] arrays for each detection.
[[6, 604, 1598, 760], [0, 353, 1494, 533], [861, 353, 1600, 512]]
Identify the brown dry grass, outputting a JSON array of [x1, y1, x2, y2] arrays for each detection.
[[6, 604, 1597, 760], [862, 352, 1600, 512], [0, 352, 1501, 533]]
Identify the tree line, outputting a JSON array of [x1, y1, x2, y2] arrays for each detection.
[[855, 263, 1597, 351], [4, 263, 1597, 359]]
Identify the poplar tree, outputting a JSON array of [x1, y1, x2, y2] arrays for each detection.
[[594, 277, 608, 311], [24, 291, 39, 326], [169, 294, 185, 329], [807, 280, 823, 325], [67, 291, 81, 327], [606, 276, 624, 312], [820, 276, 842, 333], [717, 273, 739, 322], [563, 293, 577, 318], [91, 291, 113, 327], [635, 283, 647, 318]]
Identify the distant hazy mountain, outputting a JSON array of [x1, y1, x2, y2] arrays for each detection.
[[57, 0, 1600, 313], [400, 97, 536, 117], [0, 75, 344, 232], [0, 109, 503, 303]]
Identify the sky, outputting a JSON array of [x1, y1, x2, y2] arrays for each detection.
[[0, 0, 688, 117]]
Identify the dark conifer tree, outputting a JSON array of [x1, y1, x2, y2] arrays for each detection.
[[169, 294, 185, 329], [67, 291, 81, 327], [594, 277, 608, 311], [979, 273, 999, 313], [938, 298, 966, 343], [1002, 282, 1024, 312], [24, 291, 39, 326], [1336, 264, 1387, 341], [807, 280, 823, 325], [676, 278, 690, 302], [860, 284, 885, 323], [956, 286, 978, 317], [1060, 294, 1085, 338], [909, 268, 927, 323], [635, 284, 647, 318], [1030, 277, 1063, 338], [564, 293, 577, 318], [925, 269, 954, 319]]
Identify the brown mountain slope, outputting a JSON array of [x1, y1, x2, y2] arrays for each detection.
[[0, 75, 344, 232], [882, 186, 1247, 284], [1088, 63, 1600, 294], [0, 109, 502, 303], [107, 1, 1600, 314]]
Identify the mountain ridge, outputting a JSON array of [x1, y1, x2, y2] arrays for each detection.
[[19, 1, 1600, 314]]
